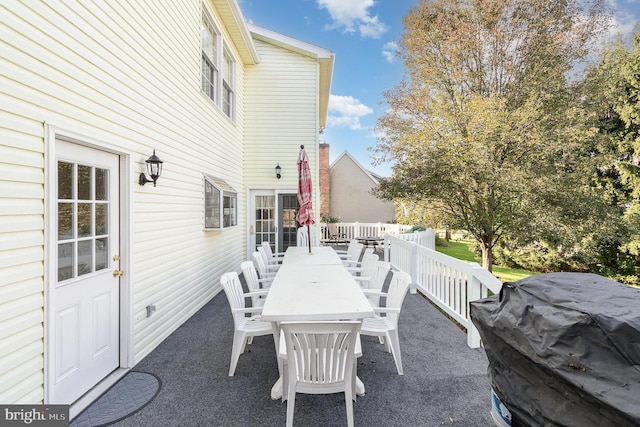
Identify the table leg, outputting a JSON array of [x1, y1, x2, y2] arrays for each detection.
[[271, 376, 283, 400], [356, 377, 365, 396]]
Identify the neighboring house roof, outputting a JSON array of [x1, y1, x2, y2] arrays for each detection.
[[330, 151, 384, 184], [248, 24, 335, 129]]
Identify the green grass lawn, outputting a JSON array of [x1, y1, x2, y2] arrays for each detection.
[[436, 239, 535, 283]]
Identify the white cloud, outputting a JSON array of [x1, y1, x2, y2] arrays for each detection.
[[601, 0, 640, 42], [316, 0, 388, 38], [328, 95, 373, 129], [382, 41, 399, 63]]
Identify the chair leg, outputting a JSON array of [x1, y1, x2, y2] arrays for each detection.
[[281, 360, 288, 403], [387, 330, 403, 375], [229, 331, 247, 376], [351, 361, 357, 401], [286, 385, 296, 427], [344, 387, 355, 427]]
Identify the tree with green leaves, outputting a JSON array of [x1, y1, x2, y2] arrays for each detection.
[[573, 31, 640, 284], [373, 0, 611, 271], [614, 33, 640, 263]]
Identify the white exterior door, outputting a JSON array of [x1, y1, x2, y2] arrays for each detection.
[[52, 140, 120, 403], [249, 190, 276, 258], [248, 190, 298, 260]]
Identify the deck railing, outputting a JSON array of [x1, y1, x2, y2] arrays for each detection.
[[383, 233, 502, 348], [319, 222, 425, 242], [318, 222, 501, 347]]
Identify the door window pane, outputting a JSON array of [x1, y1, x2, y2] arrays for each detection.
[[95, 203, 108, 235], [77, 240, 92, 276], [77, 203, 92, 237], [58, 242, 74, 281], [95, 168, 108, 201], [77, 165, 92, 200], [58, 162, 73, 199], [96, 238, 108, 271], [58, 203, 73, 240]]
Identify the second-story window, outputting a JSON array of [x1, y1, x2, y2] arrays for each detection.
[[201, 5, 235, 120], [201, 10, 219, 102], [222, 49, 235, 119]]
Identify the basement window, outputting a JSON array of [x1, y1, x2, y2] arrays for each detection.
[[204, 175, 237, 229]]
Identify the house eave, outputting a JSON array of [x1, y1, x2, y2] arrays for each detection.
[[212, 0, 260, 64]]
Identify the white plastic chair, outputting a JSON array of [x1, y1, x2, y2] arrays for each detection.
[[258, 246, 281, 272], [252, 251, 278, 280], [349, 252, 378, 278], [296, 226, 320, 247], [334, 239, 357, 256], [358, 260, 390, 307], [280, 321, 362, 427], [341, 243, 364, 267], [261, 241, 284, 264], [240, 261, 272, 308], [220, 271, 278, 376], [345, 248, 374, 270], [361, 270, 411, 375]]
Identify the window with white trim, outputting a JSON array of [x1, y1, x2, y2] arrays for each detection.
[[204, 175, 237, 229], [201, 5, 236, 120], [201, 9, 219, 103], [222, 49, 235, 119]]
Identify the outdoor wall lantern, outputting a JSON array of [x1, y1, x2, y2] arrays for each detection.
[[275, 164, 282, 179], [139, 150, 163, 187]]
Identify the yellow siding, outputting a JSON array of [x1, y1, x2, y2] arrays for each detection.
[[244, 38, 320, 205], [1, 0, 248, 403]]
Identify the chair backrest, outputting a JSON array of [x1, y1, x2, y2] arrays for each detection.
[[240, 261, 266, 308], [297, 226, 320, 247], [257, 246, 270, 265], [347, 243, 364, 261], [220, 271, 245, 324], [359, 253, 379, 277], [385, 271, 411, 325], [240, 261, 260, 292], [252, 251, 270, 279], [368, 261, 391, 292], [261, 241, 275, 259], [281, 321, 361, 386]]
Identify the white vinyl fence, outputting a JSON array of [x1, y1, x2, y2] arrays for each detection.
[[383, 233, 502, 348], [320, 222, 427, 242]]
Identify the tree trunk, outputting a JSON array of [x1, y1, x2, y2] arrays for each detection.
[[445, 229, 451, 241], [481, 245, 493, 272]]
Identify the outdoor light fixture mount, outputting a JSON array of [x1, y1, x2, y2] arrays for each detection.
[[275, 164, 282, 179], [139, 150, 163, 187]]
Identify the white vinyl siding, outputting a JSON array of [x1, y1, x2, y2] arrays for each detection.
[[0, 130, 46, 403], [244, 38, 320, 201], [1, 0, 248, 403]]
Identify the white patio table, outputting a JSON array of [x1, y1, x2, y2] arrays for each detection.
[[261, 246, 375, 399]]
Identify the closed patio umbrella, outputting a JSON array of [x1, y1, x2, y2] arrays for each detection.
[[296, 145, 315, 253]]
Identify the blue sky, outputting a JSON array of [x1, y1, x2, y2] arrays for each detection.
[[239, 0, 640, 177]]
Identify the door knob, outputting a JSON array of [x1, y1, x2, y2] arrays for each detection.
[[113, 269, 124, 277]]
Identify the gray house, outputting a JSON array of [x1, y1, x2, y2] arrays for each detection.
[[329, 151, 396, 223]]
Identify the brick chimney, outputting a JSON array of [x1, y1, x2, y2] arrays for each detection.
[[319, 143, 330, 218]]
